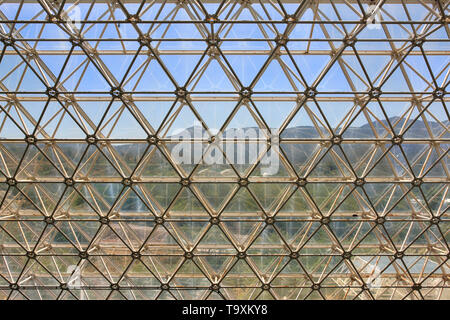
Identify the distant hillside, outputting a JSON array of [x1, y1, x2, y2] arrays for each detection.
[[0, 118, 447, 171]]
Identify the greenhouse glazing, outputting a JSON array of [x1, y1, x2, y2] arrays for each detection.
[[0, 0, 448, 300]]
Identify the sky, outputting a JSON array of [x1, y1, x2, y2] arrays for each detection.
[[0, 2, 448, 138]]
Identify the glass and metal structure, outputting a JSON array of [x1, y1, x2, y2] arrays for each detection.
[[0, 0, 448, 300]]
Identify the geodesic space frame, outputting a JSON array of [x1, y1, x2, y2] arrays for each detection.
[[0, 0, 449, 300]]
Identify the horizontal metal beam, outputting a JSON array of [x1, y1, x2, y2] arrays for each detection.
[[0, 209, 446, 218], [0, 0, 440, 3], [3, 50, 449, 56], [1, 96, 446, 102]]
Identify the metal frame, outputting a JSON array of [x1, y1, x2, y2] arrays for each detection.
[[0, 0, 448, 300]]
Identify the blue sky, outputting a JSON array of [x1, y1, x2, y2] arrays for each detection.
[[0, 2, 448, 138]]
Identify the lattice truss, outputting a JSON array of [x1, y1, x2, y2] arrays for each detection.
[[0, 0, 448, 300]]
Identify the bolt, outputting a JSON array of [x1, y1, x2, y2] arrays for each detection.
[[127, 14, 141, 23], [147, 135, 159, 145], [110, 283, 119, 290], [210, 217, 220, 225], [412, 178, 422, 187], [305, 87, 317, 98], [433, 88, 445, 99], [131, 252, 141, 259], [412, 37, 424, 47], [6, 178, 17, 187], [391, 136, 403, 145], [240, 87, 252, 98], [296, 178, 307, 187], [237, 251, 247, 259], [207, 36, 220, 46], [207, 46, 219, 59], [265, 217, 275, 225], [205, 15, 218, 23], [284, 15, 296, 24], [412, 283, 422, 291], [2, 36, 15, 46], [175, 87, 187, 99], [46, 87, 58, 98], [160, 283, 169, 290], [180, 178, 190, 187], [9, 283, 19, 290], [321, 217, 330, 225], [110, 87, 123, 98], [122, 178, 132, 186], [239, 178, 249, 187], [369, 87, 382, 98], [138, 35, 152, 47], [430, 217, 440, 225], [70, 37, 82, 46], [48, 14, 60, 23], [99, 217, 110, 225], [332, 135, 342, 145], [86, 135, 97, 145], [394, 251, 404, 259], [25, 135, 36, 145], [275, 34, 288, 46], [354, 178, 365, 187], [210, 284, 220, 291], [344, 36, 356, 47], [342, 251, 352, 259], [44, 216, 55, 224], [376, 216, 385, 225]]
